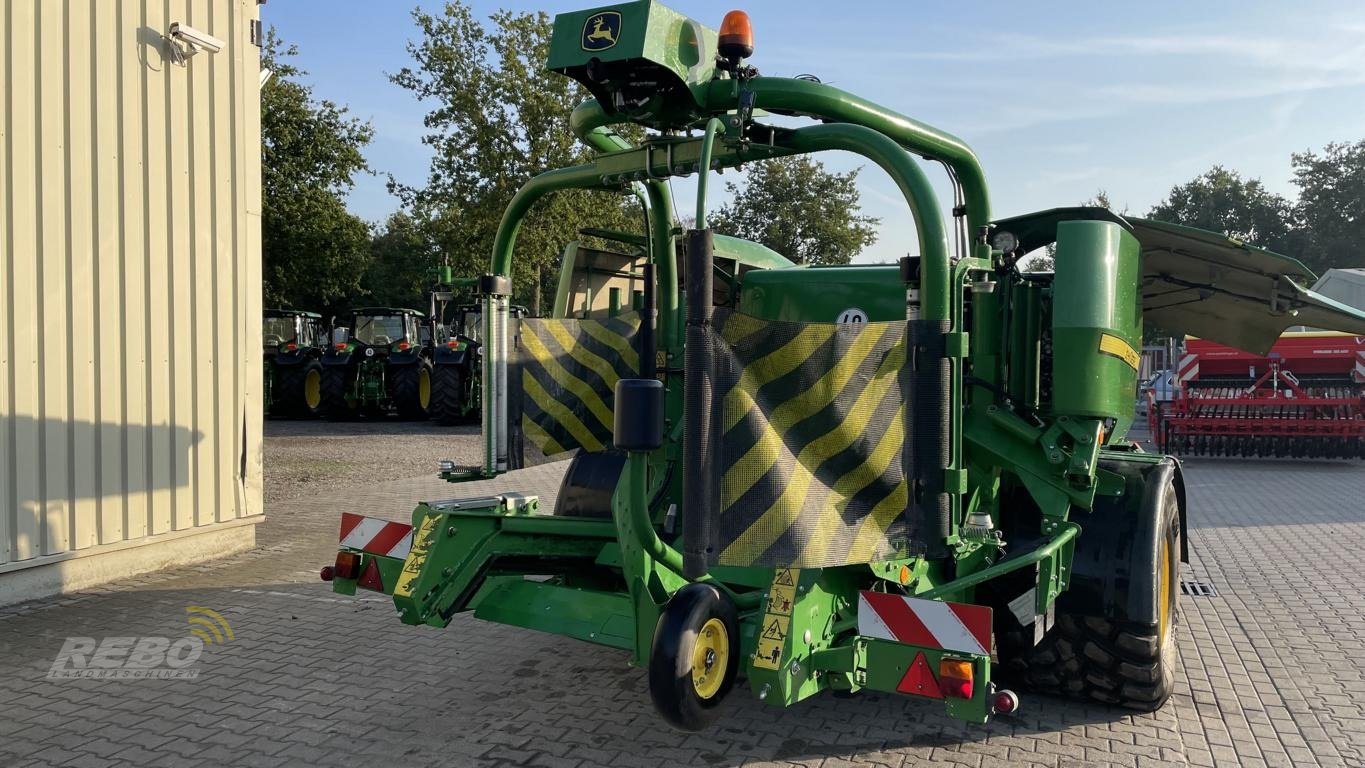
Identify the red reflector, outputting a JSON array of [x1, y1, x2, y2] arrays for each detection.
[[896, 652, 943, 699], [333, 551, 361, 580], [939, 658, 975, 699], [357, 558, 384, 592]]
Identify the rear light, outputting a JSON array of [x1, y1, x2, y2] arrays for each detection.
[[397, 341, 410, 351], [285, 343, 297, 351], [319, 566, 335, 582], [993, 688, 1020, 714], [446, 340, 463, 349], [938, 658, 975, 699], [333, 551, 361, 580], [334, 342, 348, 351]]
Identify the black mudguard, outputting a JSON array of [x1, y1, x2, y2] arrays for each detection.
[[433, 346, 470, 366], [554, 450, 627, 519], [1061, 456, 1187, 626]]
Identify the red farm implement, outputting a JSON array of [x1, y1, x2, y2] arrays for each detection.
[[1151, 333, 1365, 458]]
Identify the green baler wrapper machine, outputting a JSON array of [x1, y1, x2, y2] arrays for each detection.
[[322, 1, 1365, 731]]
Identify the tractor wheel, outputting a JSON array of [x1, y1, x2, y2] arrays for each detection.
[[1001, 481, 1180, 711], [320, 368, 356, 421], [429, 365, 465, 426], [648, 583, 740, 732], [274, 361, 324, 418], [393, 360, 433, 420]]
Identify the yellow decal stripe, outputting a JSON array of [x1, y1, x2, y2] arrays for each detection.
[[579, 317, 641, 373], [721, 323, 839, 432], [522, 371, 604, 452], [521, 328, 616, 432], [521, 413, 566, 456], [393, 513, 440, 598], [1098, 333, 1140, 371], [720, 324, 888, 511], [541, 319, 624, 394], [720, 341, 904, 564]]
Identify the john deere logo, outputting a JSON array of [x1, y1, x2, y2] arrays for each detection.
[[582, 11, 621, 51]]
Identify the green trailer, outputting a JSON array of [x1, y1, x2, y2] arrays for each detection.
[[320, 307, 434, 420], [321, 2, 1365, 730], [263, 309, 325, 418]]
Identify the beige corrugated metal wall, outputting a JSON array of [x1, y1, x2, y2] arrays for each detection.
[[0, 0, 262, 577]]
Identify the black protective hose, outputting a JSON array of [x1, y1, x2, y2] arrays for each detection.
[[683, 229, 715, 578], [910, 319, 952, 552]]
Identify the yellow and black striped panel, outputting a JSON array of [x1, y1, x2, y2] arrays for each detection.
[[518, 312, 640, 456], [708, 310, 919, 568]]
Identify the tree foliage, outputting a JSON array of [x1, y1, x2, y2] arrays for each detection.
[[260, 31, 374, 314], [363, 212, 434, 310], [1291, 140, 1365, 274], [1147, 166, 1298, 253], [710, 156, 879, 265], [388, 4, 638, 304]]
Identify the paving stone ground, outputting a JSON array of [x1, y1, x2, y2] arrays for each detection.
[[1, 423, 1363, 767]]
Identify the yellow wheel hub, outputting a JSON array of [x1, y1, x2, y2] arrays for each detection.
[[691, 618, 728, 700], [419, 367, 431, 409], [304, 369, 322, 409], [1158, 536, 1173, 644]]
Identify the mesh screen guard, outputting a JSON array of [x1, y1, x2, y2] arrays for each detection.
[[515, 312, 641, 457], [693, 309, 941, 569]]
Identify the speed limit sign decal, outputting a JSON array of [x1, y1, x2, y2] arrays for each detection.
[[836, 308, 868, 324]]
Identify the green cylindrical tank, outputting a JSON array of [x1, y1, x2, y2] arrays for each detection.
[[1051, 220, 1142, 420]]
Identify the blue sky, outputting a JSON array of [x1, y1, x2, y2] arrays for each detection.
[[264, 1, 1365, 263]]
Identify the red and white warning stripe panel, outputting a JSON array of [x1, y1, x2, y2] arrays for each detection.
[[1353, 350, 1365, 384], [339, 513, 413, 559], [858, 591, 992, 656], [1175, 353, 1199, 387]]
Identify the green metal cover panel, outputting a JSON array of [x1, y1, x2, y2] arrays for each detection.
[[714, 234, 794, 272], [547, 1, 717, 89], [738, 265, 905, 323], [991, 207, 1365, 355], [1051, 221, 1142, 421]]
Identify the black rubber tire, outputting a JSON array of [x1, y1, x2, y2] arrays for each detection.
[[273, 360, 323, 419], [1001, 486, 1180, 711], [320, 367, 356, 421], [648, 583, 740, 732], [392, 359, 433, 420], [429, 364, 465, 426]]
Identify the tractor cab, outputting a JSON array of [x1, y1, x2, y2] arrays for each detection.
[[263, 309, 323, 356], [339, 308, 426, 356]]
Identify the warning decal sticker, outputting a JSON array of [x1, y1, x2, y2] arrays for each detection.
[[753, 568, 800, 670]]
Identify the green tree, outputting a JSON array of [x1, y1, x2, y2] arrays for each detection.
[[389, 4, 638, 304], [363, 212, 435, 310], [260, 31, 374, 313], [1291, 140, 1365, 273], [710, 156, 879, 265], [1147, 166, 1298, 253]]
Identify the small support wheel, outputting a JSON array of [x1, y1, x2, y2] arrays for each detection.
[[648, 583, 740, 732]]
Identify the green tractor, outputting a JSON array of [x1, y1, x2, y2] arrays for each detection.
[[321, 2, 1365, 731], [320, 307, 433, 420], [262, 309, 325, 418]]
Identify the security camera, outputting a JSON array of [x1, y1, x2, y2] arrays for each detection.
[[170, 22, 224, 56]]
